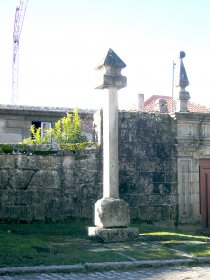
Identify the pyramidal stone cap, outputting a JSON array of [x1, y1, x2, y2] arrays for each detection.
[[96, 48, 126, 69], [95, 48, 127, 90]]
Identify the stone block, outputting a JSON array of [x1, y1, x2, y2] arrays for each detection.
[[0, 132, 22, 144], [138, 205, 170, 221], [8, 206, 33, 221], [15, 190, 33, 205], [0, 170, 9, 189], [33, 204, 45, 221], [62, 156, 75, 169], [0, 120, 6, 128], [6, 120, 31, 129], [18, 206, 33, 221], [16, 155, 60, 170], [0, 127, 23, 133], [0, 155, 15, 169], [63, 169, 74, 184], [88, 226, 139, 242], [9, 170, 34, 190], [94, 198, 130, 228], [28, 170, 60, 189], [96, 73, 127, 89]]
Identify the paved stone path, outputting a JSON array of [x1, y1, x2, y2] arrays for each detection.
[[1, 266, 210, 280]]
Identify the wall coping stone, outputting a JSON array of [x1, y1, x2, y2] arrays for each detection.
[[173, 112, 210, 122], [0, 104, 96, 117]]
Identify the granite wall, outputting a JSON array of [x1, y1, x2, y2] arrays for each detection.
[[118, 112, 178, 223], [0, 111, 178, 224], [0, 149, 102, 222]]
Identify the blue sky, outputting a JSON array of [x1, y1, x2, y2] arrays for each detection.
[[0, 0, 210, 109]]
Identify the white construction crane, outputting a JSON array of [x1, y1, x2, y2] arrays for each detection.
[[12, 0, 28, 105]]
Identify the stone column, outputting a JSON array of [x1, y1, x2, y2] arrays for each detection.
[[88, 49, 139, 242], [176, 51, 190, 112], [103, 86, 119, 198]]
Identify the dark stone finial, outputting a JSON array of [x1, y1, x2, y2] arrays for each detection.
[[180, 51, 186, 59], [177, 51, 189, 88], [176, 51, 190, 112]]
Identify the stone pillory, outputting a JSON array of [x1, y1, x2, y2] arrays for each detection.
[[88, 48, 139, 242]]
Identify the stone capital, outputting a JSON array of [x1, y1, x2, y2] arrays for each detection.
[[95, 48, 127, 90]]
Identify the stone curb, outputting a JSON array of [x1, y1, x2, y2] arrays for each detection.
[[0, 257, 210, 275], [0, 264, 85, 275]]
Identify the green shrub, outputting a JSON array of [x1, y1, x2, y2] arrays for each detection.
[[60, 142, 97, 151], [20, 108, 88, 148], [51, 108, 87, 144], [20, 125, 51, 145], [0, 144, 13, 153]]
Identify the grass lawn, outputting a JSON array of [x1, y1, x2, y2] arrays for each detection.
[[1, 221, 210, 267], [134, 223, 210, 259], [0, 221, 129, 267]]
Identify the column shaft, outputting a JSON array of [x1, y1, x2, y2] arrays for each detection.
[[103, 86, 119, 198]]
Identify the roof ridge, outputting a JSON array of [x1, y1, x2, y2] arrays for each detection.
[[144, 95, 210, 113]]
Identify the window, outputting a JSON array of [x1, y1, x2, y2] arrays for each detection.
[[41, 122, 51, 138], [31, 121, 51, 140]]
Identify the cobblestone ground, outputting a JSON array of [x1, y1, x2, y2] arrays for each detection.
[[0, 266, 210, 280]]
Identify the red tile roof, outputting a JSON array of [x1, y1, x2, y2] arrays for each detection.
[[144, 95, 210, 113]]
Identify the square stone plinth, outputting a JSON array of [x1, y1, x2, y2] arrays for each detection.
[[94, 198, 130, 228], [88, 227, 139, 243]]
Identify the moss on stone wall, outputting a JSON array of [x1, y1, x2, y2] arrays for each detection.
[[119, 112, 178, 224], [0, 111, 178, 224], [0, 148, 102, 223], [0, 142, 98, 155]]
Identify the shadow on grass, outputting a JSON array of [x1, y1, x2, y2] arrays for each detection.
[[1, 220, 210, 267]]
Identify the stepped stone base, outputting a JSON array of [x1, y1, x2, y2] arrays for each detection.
[[88, 226, 139, 243]]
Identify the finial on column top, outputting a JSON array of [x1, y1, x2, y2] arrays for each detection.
[[95, 48, 127, 90], [176, 51, 190, 112], [179, 51, 186, 59], [177, 51, 189, 89]]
